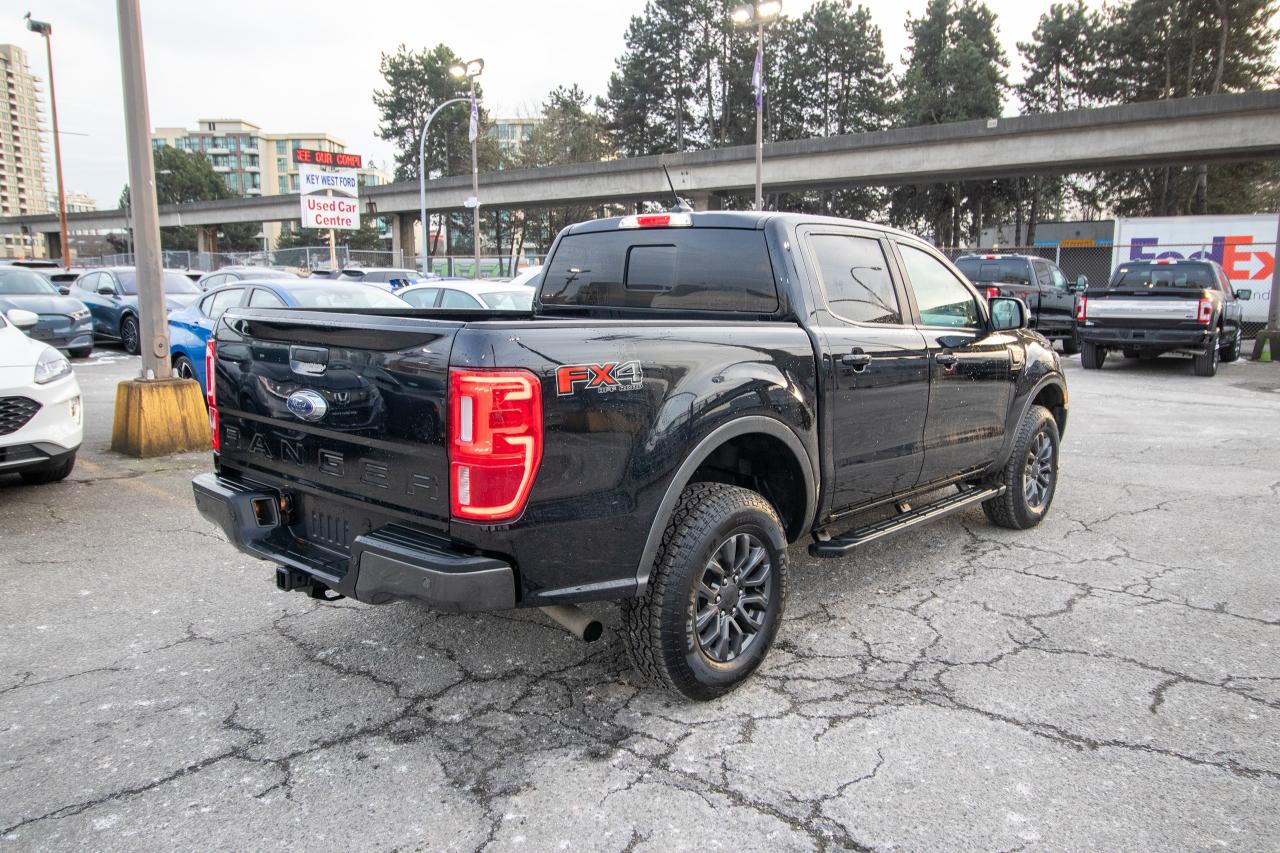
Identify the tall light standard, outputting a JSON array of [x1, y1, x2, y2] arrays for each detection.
[[417, 97, 468, 275], [24, 13, 70, 265], [449, 57, 484, 279], [732, 1, 782, 212]]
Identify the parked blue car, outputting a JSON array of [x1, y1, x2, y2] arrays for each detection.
[[71, 267, 202, 355], [168, 279, 411, 394]]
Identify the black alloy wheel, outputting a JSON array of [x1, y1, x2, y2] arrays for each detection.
[[1023, 430, 1055, 511], [694, 532, 773, 663], [120, 315, 140, 356]]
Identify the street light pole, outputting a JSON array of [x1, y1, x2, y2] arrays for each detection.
[[733, 1, 782, 212], [417, 97, 468, 275], [450, 57, 485, 279], [24, 14, 70, 266]]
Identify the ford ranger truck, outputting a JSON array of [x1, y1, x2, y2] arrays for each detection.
[[1078, 258, 1248, 376], [192, 211, 1069, 699]]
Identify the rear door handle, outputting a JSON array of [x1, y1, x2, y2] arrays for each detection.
[[935, 352, 958, 367]]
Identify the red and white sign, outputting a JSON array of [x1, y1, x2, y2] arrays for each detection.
[[1113, 214, 1276, 324], [302, 195, 359, 230]]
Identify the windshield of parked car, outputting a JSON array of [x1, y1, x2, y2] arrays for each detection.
[[954, 257, 1031, 285], [478, 290, 534, 310], [1109, 262, 1218, 290], [0, 269, 59, 295], [286, 285, 410, 309], [116, 270, 201, 295]]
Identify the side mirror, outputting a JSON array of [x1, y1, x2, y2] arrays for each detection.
[[989, 297, 1028, 331], [57, 286, 71, 295], [1235, 289, 1252, 301], [97, 283, 116, 296], [1070, 275, 1088, 293], [6, 308, 40, 330]]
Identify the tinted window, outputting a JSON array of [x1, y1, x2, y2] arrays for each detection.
[[401, 288, 439, 308], [0, 269, 58, 295], [541, 228, 778, 312], [287, 286, 409, 309], [1109, 262, 1218, 290], [248, 288, 286, 308], [955, 257, 1032, 286], [1033, 261, 1054, 288], [1049, 266, 1068, 290], [117, 270, 200, 295], [809, 234, 900, 325], [441, 289, 483, 309], [206, 288, 243, 319], [899, 245, 980, 328]]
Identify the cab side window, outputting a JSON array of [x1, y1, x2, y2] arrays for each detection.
[[1033, 260, 1055, 289], [248, 288, 286, 308], [898, 245, 980, 328], [809, 233, 902, 325], [205, 288, 244, 319], [1049, 266, 1069, 290]]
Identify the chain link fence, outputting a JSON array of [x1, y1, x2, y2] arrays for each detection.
[[944, 242, 1275, 338], [415, 256, 546, 278]]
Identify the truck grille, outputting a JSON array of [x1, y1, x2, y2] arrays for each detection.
[[0, 397, 41, 436]]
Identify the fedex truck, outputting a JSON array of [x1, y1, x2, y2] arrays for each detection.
[[1112, 214, 1277, 329]]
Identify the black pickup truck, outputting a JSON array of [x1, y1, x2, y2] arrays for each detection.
[[1078, 258, 1248, 376], [193, 211, 1069, 699], [954, 253, 1083, 353]]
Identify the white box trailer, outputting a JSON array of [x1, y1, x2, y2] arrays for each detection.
[[1112, 214, 1277, 328]]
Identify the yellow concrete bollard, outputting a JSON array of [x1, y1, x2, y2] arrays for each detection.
[[110, 377, 210, 458]]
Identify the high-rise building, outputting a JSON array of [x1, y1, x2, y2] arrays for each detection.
[[0, 45, 50, 258], [489, 116, 542, 159], [152, 118, 392, 247]]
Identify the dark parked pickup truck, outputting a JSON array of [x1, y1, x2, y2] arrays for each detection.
[[954, 253, 1083, 353], [193, 211, 1069, 699], [1078, 258, 1248, 377]]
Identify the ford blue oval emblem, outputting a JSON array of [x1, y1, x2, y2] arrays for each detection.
[[286, 389, 328, 422]]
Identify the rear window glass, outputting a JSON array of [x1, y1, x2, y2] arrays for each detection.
[[955, 257, 1031, 285], [1109, 262, 1218, 290], [540, 228, 778, 312], [288, 286, 409, 309]]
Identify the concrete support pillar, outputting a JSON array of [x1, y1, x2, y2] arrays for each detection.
[[392, 213, 417, 270], [195, 226, 218, 255], [44, 230, 62, 262], [687, 191, 723, 212]]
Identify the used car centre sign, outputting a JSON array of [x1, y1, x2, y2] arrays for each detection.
[[296, 152, 360, 231]]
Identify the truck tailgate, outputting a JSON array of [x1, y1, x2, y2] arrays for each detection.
[[1084, 296, 1198, 322], [212, 309, 463, 535]]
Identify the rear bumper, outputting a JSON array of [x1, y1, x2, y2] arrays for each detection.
[[192, 472, 516, 612], [1078, 325, 1214, 351]]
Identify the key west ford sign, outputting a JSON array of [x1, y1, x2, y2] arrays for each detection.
[[296, 153, 360, 232], [1114, 214, 1277, 324]]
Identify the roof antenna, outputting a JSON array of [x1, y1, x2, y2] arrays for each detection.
[[662, 164, 694, 213]]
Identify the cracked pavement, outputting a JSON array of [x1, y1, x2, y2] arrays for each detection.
[[2, 349, 1278, 851]]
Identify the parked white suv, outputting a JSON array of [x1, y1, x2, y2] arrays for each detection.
[[0, 308, 82, 484]]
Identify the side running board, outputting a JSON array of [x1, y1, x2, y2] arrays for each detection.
[[809, 485, 1005, 557]]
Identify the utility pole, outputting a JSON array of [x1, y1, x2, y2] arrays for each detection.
[[24, 13, 70, 265], [417, 97, 469, 275]]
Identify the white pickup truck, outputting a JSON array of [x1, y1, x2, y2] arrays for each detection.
[[1077, 259, 1251, 377]]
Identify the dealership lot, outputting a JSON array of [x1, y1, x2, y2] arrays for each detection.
[[2, 350, 1278, 851]]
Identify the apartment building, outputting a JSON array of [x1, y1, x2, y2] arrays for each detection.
[[0, 44, 50, 258], [489, 116, 542, 159]]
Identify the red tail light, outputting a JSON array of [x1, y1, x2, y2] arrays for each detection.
[[1197, 295, 1213, 325], [205, 339, 219, 451], [984, 286, 1001, 300], [1076, 296, 1087, 322], [449, 368, 543, 522], [619, 212, 692, 229]]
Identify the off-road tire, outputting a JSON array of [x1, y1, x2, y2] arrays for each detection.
[[120, 314, 140, 355], [622, 483, 787, 700], [1220, 327, 1242, 363], [982, 405, 1059, 530], [19, 454, 75, 485], [1193, 332, 1219, 377], [1080, 341, 1106, 369], [1060, 331, 1080, 355]]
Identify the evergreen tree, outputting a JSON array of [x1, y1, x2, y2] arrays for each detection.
[[275, 218, 387, 252]]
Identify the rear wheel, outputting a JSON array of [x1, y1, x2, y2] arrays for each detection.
[[173, 354, 197, 380], [622, 483, 787, 700], [1193, 332, 1219, 377], [19, 454, 75, 485], [1220, 327, 1242, 363], [983, 405, 1059, 530], [1080, 341, 1106, 369], [120, 315, 140, 355], [1060, 331, 1080, 355]]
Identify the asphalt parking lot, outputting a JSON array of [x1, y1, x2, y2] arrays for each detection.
[[2, 347, 1279, 851]]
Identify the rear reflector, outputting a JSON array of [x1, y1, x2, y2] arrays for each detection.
[[449, 368, 543, 522], [1197, 295, 1213, 324], [1077, 296, 1087, 322], [205, 339, 219, 451], [619, 212, 692, 229]]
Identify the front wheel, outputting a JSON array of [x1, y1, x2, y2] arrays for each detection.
[[19, 453, 75, 485], [69, 346, 93, 360], [173, 354, 197, 381], [120, 315, 140, 356], [1080, 341, 1106, 369], [622, 483, 787, 700], [983, 405, 1060, 530]]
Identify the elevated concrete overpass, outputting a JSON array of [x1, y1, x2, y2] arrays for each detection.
[[4, 89, 1279, 257]]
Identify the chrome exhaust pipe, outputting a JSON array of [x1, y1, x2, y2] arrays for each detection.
[[539, 604, 603, 642]]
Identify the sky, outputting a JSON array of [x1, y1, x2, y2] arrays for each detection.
[[1, 0, 1108, 208]]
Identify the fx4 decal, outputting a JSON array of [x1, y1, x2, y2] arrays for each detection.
[[556, 361, 644, 396]]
